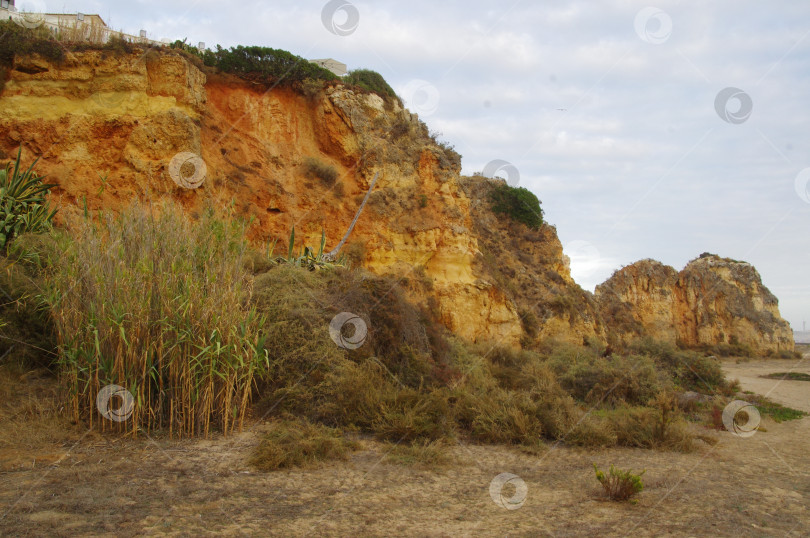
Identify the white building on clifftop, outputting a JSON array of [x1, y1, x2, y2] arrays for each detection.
[[310, 58, 348, 77]]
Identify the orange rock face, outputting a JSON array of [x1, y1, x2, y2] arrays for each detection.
[[596, 256, 794, 353]]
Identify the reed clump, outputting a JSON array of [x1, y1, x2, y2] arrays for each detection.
[[47, 202, 267, 437]]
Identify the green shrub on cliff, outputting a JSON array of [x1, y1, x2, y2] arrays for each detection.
[[489, 183, 544, 229], [0, 20, 64, 66], [200, 45, 338, 84], [345, 69, 396, 98]]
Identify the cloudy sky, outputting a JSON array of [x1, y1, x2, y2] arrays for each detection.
[[21, 0, 810, 330]]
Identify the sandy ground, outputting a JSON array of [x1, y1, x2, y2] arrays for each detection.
[[1, 354, 808, 537], [722, 356, 810, 413]]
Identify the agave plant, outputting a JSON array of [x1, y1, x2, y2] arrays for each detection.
[[0, 148, 57, 248], [275, 226, 347, 270]]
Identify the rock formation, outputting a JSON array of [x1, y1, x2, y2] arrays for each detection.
[[596, 254, 794, 352]]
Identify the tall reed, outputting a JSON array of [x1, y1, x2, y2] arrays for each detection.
[[48, 202, 267, 437]]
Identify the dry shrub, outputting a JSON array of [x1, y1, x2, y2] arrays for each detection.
[[453, 344, 580, 445], [250, 417, 359, 470], [303, 157, 338, 186], [630, 339, 731, 394], [547, 345, 662, 406], [373, 388, 451, 442], [567, 414, 618, 447], [601, 405, 694, 451], [322, 271, 439, 388]]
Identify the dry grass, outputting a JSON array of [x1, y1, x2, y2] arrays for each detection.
[[0, 363, 80, 469], [381, 438, 452, 467], [250, 417, 359, 470]]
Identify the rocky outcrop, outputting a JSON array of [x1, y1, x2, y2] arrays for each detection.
[[461, 177, 607, 347], [596, 254, 794, 352]]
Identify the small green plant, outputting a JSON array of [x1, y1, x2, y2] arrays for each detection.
[[276, 226, 347, 270], [0, 148, 57, 249], [752, 400, 806, 423], [96, 172, 110, 196], [488, 183, 544, 229], [593, 463, 645, 501], [303, 157, 339, 186], [418, 194, 428, 208]]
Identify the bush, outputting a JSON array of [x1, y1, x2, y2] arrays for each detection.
[[710, 341, 755, 358], [0, 242, 56, 369], [299, 77, 324, 100], [303, 157, 339, 186], [547, 347, 662, 407], [373, 388, 451, 442], [601, 405, 693, 451], [489, 183, 544, 229], [630, 339, 731, 394], [345, 69, 396, 99], [201, 45, 338, 85], [593, 463, 645, 501], [0, 149, 57, 249], [0, 20, 64, 66], [47, 202, 266, 437], [101, 35, 138, 56], [250, 417, 359, 470]]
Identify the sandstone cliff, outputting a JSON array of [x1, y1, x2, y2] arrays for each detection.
[[0, 48, 533, 345], [0, 47, 794, 353], [595, 254, 794, 352]]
